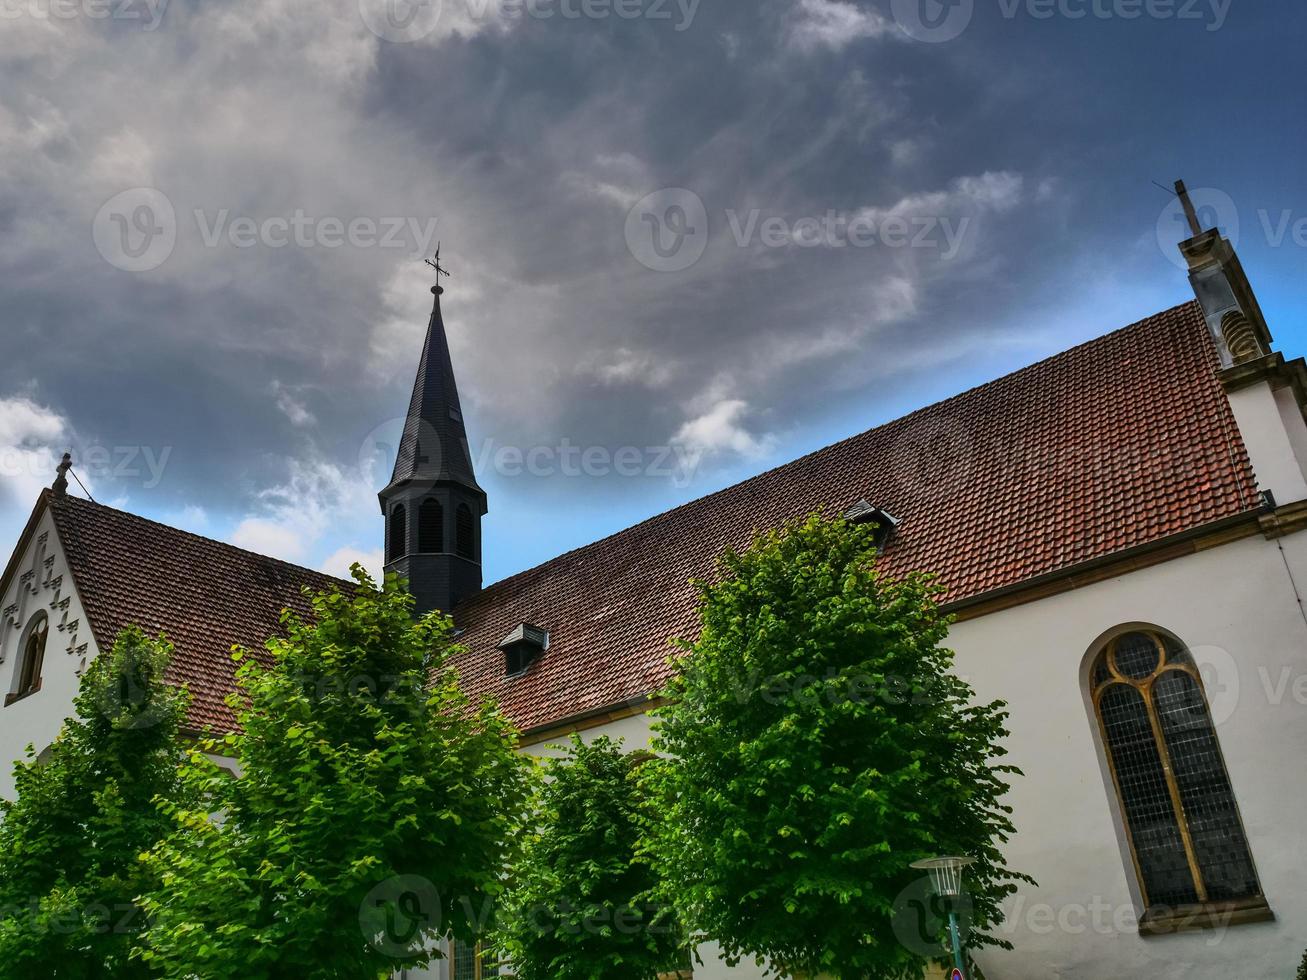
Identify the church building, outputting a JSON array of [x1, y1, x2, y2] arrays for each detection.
[[2, 189, 1306, 978]]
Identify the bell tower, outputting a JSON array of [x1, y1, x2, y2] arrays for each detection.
[[379, 251, 487, 616]]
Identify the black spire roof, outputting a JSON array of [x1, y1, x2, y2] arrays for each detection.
[[381, 286, 484, 504]]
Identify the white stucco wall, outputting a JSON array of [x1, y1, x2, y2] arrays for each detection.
[[950, 530, 1307, 979], [1229, 381, 1307, 505], [0, 508, 98, 798]]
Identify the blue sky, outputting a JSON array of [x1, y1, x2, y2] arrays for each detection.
[[1, 0, 1304, 587]]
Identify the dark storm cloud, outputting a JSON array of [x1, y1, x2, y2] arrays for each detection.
[[1, 0, 1302, 578]]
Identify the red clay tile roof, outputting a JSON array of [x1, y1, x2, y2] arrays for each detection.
[[47, 493, 349, 733], [448, 301, 1261, 734]]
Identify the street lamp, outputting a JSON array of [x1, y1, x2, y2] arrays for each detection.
[[910, 855, 975, 979]]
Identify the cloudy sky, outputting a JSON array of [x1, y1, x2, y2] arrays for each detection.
[[2, 0, 1304, 585]]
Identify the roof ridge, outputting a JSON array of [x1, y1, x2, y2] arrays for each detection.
[[50, 494, 351, 587], [467, 299, 1204, 603]]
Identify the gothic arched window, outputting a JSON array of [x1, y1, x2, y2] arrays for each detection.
[[456, 503, 475, 560], [388, 504, 407, 562], [9, 613, 48, 704], [1090, 629, 1262, 917], [418, 499, 444, 554]]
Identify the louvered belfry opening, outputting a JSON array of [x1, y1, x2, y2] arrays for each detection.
[[418, 498, 444, 553], [387, 504, 407, 563], [456, 503, 475, 560]]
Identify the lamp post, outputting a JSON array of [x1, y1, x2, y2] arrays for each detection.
[[910, 855, 975, 979]]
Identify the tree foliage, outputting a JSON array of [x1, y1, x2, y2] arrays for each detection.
[[139, 568, 534, 979], [642, 514, 1031, 979], [493, 735, 688, 980], [0, 627, 193, 979]]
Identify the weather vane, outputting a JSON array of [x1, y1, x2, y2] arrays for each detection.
[[425, 244, 452, 294]]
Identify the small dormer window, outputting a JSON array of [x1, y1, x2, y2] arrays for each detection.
[[499, 623, 549, 678], [7, 613, 48, 706], [844, 499, 901, 550]]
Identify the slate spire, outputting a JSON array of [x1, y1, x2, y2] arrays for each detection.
[[379, 261, 487, 617], [383, 281, 483, 496]]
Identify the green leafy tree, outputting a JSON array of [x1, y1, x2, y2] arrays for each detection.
[[0, 627, 194, 979], [1297, 949, 1306, 980], [139, 569, 534, 980], [642, 515, 1031, 979], [493, 735, 688, 980]]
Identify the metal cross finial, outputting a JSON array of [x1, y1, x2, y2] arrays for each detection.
[[1174, 180, 1205, 238], [425, 244, 452, 285]]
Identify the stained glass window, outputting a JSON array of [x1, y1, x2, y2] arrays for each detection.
[[15, 614, 47, 698], [1090, 630, 1260, 910]]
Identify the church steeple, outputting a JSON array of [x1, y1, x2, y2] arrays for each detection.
[[379, 253, 487, 617]]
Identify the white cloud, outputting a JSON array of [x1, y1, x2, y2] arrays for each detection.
[[0, 395, 74, 554], [320, 545, 385, 581], [853, 171, 1025, 227], [228, 455, 375, 565], [672, 399, 775, 461], [230, 518, 307, 563], [787, 0, 892, 51], [0, 396, 75, 505], [272, 381, 317, 428], [579, 348, 678, 388]]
